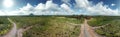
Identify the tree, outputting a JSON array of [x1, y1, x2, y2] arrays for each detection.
[[29, 13, 34, 16]]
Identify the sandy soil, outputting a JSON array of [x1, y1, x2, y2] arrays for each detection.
[[3, 18, 17, 37], [79, 19, 101, 37]]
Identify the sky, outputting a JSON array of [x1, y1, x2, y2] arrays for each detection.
[[0, 0, 120, 15]]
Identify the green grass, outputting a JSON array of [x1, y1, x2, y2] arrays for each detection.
[[0, 17, 12, 36], [88, 16, 120, 37], [10, 16, 83, 37], [10, 16, 52, 29]]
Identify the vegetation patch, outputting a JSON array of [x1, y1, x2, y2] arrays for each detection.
[[88, 16, 120, 37], [0, 17, 12, 36], [10, 16, 82, 37]]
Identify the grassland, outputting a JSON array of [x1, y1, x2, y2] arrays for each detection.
[[2, 15, 120, 37], [0, 17, 12, 36], [88, 16, 120, 37], [9, 16, 83, 37]]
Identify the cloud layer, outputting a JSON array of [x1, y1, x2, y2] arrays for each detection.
[[0, 0, 119, 15], [75, 0, 119, 15]]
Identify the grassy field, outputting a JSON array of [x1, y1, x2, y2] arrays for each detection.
[[2, 16, 120, 37], [10, 16, 83, 37], [0, 17, 12, 36], [88, 16, 120, 37]]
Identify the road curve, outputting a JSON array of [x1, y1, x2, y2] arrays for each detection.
[[79, 19, 100, 37], [3, 18, 17, 37], [17, 26, 32, 37]]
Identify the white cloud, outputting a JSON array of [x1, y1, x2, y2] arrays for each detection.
[[33, 1, 62, 15], [75, 0, 90, 9], [0, 10, 22, 16], [60, 4, 74, 14], [0, 3, 34, 15], [61, 0, 71, 6], [34, 3, 45, 10], [33, 3, 74, 15], [0, 0, 119, 16], [75, 0, 119, 15], [111, 3, 115, 6], [45, 1, 58, 9], [16, 1, 61, 15], [0, 11, 6, 16], [19, 3, 34, 15]]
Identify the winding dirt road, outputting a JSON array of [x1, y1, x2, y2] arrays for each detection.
[[2, 18, 33, 37], [3, 18, 100, 37], [3, 18, 17, 37], [17, 26, 32, 37], [79, 19, 100, 37]]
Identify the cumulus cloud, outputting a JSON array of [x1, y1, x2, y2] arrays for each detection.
[[33, 1, 62, 15], [19, 3, 34, 15], [19, 0, 74, 15], [60, 4, 74, 14], [75, 0, 90, 9], [61, 0, 71, 6], [0, 1, 60, 15], [0, 0, 119, 15], [75, 0, 119, 15]]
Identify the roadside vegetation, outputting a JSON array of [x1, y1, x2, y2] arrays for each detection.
[[10, 16, 83, 37], [88, 16, 120, 37], [0, 17, 12, 36]]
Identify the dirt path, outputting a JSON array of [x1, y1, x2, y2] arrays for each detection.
[[17, 26, 32, 37], [92, 24, 109, 30], [3, 18, 32, 37], [3, 18, 17, 37], [79, 19, 100, 37]]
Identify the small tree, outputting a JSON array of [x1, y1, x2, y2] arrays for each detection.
[[29, 13, 34, 16]]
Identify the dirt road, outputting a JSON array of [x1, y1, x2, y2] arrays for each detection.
[[3, 18, 32, 37], [3, 18, 17, 37], [79, 19, 100, 37], [17, 26, 32, 37]]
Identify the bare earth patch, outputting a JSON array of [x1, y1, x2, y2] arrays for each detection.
[[79, 19, 101, 37]]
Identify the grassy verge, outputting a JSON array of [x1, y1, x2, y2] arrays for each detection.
[[0, 17, 12, 36], [88, 16, 120, 37]]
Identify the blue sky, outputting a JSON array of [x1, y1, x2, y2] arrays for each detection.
[[89, 0, 119, 9], [0, 0, 119, 15]]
